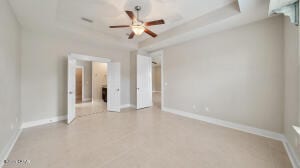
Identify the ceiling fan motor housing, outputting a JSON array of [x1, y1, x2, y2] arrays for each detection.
[[135, 6, 142, 11]]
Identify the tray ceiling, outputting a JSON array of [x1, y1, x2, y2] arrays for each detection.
[[56, 0, 234, 41]]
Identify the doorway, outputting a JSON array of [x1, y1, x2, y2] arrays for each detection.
[[75, 67, 84, 104], [75, 61, 109, 118], [68, 53, 121, 124], [151, 52, 162, 109], [92, 62, 108, 103], [136, 51, 163, 110], [75, 62, 108, 118]]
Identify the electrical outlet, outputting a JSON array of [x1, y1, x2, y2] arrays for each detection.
[[15, 117, 18, 123], [205, 107, 209, 112]]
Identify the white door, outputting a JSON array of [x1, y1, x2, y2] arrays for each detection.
[[107, 63, 121, 112], [137, 55, 152, 109], [67, 57, 76, 124]]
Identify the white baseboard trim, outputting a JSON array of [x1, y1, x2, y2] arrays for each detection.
[[21, 105, 135, 129], [282, 137, 300, 168], [0, 128, 22, 168], [162, 106, 300, 168], [162, 107, 284, 141], [21, 115, 67, 129], [121, 104, 136, 109]]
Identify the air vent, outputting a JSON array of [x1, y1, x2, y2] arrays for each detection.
[[81, 17, 93, 23]]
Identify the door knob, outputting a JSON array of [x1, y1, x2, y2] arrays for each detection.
[[116, 89, 120, 91], [68, 91, 73, 94]]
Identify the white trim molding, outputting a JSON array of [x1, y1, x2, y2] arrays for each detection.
[[21, 104, 133, 128], [162, 107, 284, 140], [0, 128, 22, 168], [21, 115, 67, 129], [162, 106, 300, 167], [69, 53, 111, 63], [282, 137, 300, 168]]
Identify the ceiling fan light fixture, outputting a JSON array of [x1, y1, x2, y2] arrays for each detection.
[[131, 25, 145, 35], [109, 6, 164, 39]]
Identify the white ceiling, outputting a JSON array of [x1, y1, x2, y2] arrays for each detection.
[[56, 0, 234, 41], [8, 0, 271, 51], [9, 0, 234, 47], [140, 0, 272, 51]]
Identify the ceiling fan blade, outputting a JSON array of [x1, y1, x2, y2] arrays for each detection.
[[128, 32, 135, 39], [125, 11, 135, 21], [144, 28, 157, 38], [144, 19, 165, 26], [109, 25, 130, 28]]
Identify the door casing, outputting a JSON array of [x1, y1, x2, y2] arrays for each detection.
[[68, 53, 120, 124]]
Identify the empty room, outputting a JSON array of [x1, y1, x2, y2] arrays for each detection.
[[1, 0, 300, 167]]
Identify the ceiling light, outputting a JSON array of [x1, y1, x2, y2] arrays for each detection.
[[109, 6, 164, 39], [131, 25, 145, 35]]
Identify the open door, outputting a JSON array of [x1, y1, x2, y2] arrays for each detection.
[[107, 63, 121, 112], [137, 55, 152, 109], [68, 57, 76, 124]]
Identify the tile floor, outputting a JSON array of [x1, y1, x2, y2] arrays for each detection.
[[4, 93, 292, 168], [76, 100, 107, 118], [152, 92, 161, 109]]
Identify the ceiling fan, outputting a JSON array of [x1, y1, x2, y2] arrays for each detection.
[[109, 6, 165, 39]]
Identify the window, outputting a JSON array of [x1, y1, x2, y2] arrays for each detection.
[[269, 0, 299, 25]]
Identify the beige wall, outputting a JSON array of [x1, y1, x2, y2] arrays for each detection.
[[0, 0, 21, 160], [130, 51, 137, 105], [92, 62, 107, 101], [163, 16, 284, 133], [152, 66, 161, 92], [76, 60, 92, 100], [283, 16, 300, 159], [21, 29, 131, 122]]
